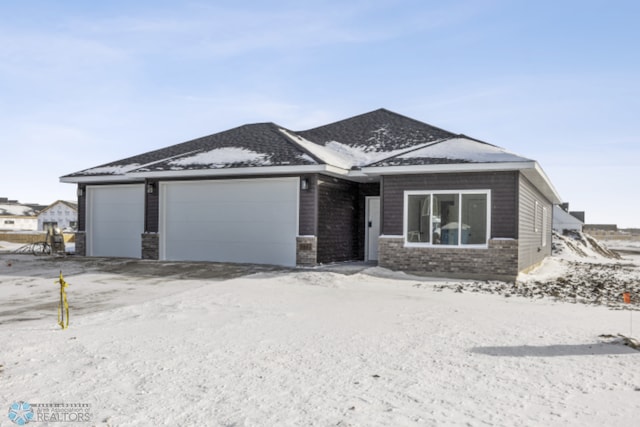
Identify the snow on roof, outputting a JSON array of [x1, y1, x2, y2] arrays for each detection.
[[324, 140, 435, 168], [280, 128, 444, 169], [61, 110, 541, 181], [398, 137, 531, 163], [168, 147, 272, 168], [279, 129, 353, 169], [0, 204, 37, 216], [76, 164, 143, 176], [553, 205, 584, 231]]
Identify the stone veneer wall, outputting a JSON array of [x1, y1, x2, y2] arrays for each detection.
[[75, 231, 86, 256], [378, 236, 519, 281], [296, 236, 317, 266], [141, 233, 159, 260]]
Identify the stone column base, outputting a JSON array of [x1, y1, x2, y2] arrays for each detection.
[[296, 236, 317, 266], [141, 233, 159, 260], [74, 231, 86, 256]]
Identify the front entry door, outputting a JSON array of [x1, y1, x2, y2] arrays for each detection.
[[366, 197, 381, 261]]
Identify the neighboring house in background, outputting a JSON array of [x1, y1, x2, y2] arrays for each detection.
[[37, 200, 78, 232], [552, 203, 584, 233], [0, 198, 39, 231], [61, 109, 561, 280]]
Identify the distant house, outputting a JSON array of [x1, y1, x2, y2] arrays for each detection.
[[0, 198, 39, 231], [37, 200, 78, 232], [552, 204, 584, 232], [61, 109, 561, 280]]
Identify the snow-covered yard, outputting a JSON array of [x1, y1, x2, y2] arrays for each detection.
[[1, 237, 639, 426]]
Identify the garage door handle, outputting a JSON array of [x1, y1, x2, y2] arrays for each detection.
[[368, 221, 372, 228]]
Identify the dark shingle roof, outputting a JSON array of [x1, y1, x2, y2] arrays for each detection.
[[298, 108, 457, 151], [367, 137, 532, 167], [61, 108, 531, 178], [63, 123, 319, 178]]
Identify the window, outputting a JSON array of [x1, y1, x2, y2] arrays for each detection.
[[43, 221, 58, 232], [4, 220, 15, 225], [404, 190, 490, 247], [541, 206, 548, 247]]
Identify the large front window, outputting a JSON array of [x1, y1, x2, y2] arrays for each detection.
[[404, 191, 490, 246]]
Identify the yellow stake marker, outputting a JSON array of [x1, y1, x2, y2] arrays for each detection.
[[55, 271, 70, 329]]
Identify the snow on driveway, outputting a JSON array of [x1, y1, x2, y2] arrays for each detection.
[[1, 254, 639, 426]]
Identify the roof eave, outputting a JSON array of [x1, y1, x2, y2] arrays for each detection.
[[361, 161, 536, 175], [361, 161, 562, 204], [59, 175, 145, 184], [126, 164, 349, 179], [60, 164, 351, 183], [522, 162, 563, 205]]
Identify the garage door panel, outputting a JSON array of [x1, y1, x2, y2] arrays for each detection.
[[172, 201, 296, 223], [161, 179, 298, 266], [166, 241, 294, 265], [88, 185, 144, 258]]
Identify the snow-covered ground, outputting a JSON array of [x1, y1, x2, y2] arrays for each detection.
[[1, 236, 639, 426]]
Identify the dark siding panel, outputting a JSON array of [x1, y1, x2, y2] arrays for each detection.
[[145, 179, 159, 233], [382, 172, 519, 238], [77, 185, 86, 231], [317, 177, 359, 263], [518, 174, 552, 270], [298, 175, 317, 236]]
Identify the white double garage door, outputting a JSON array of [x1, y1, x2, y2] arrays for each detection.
[[86, 178, 299, 266]]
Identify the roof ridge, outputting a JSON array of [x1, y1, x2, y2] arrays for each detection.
[[373, 108, 459, 137], [278, 128, 352, 170], [300, 108, 458, 138], [360, 137, 454, 167], [273, 126, 324, 165]]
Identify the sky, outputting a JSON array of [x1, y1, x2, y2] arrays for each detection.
[[1, 0, 638, 227]]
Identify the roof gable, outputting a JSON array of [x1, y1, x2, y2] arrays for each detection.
[[39, 200, 78, 215]]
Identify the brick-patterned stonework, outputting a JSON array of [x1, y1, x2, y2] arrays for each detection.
[[75, 231, 86, 256], [141, 233, 159, 260], [296, 236, 317, 266], [378, 236, 519, 281]]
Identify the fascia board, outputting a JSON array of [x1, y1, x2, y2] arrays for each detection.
[[522, 163, 563, 204], [60, 164, 351, 183], [59, 175, 145, 184], [125, 164, 349, 179], [360, 161, 537, 175], [360, 161, 562, 204]]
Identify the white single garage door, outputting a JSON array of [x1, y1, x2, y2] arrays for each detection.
[[87, 185, 145, 258], [160, 178, 298, 266]]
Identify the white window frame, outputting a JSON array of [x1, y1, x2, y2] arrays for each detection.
[[403, 189, 491, 248], [541, 206, 548, 247], [534, 200, 540, 233]]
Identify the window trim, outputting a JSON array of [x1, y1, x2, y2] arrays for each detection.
[[403, 189, 491, 248], [541, 206, 548, 247]]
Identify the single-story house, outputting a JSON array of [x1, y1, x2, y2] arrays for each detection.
[[552, 203, 584, 233], [61, 109, 561, 280], [38, 200, 78, 232], [0, 199, 39, 231]]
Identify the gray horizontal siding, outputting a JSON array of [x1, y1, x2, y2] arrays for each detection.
[[381, 172, 519, 238], [518, 174, 552, 271]]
